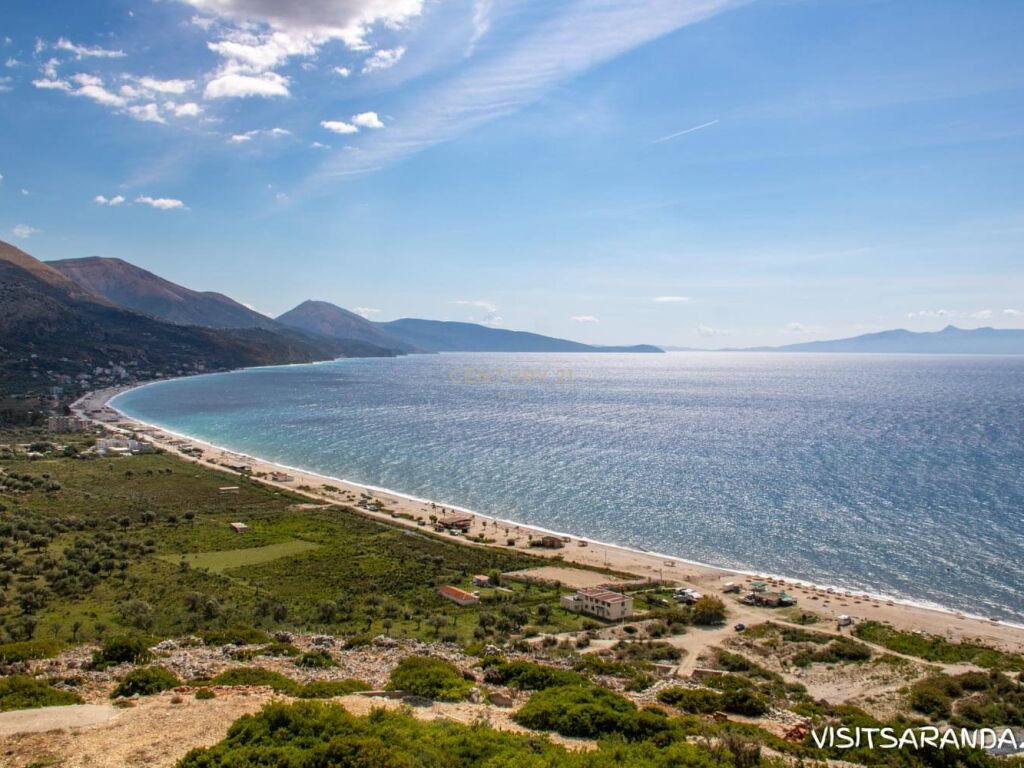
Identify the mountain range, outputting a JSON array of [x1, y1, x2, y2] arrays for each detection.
[[34, 253, 662, 355], [713, 325, 1024, 355]]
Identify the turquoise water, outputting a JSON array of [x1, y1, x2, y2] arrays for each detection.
[[113, 352, 1024, 622]]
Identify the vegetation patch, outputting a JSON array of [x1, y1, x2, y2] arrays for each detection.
[[513, 684, 668, 740], [207, 667, 300, 694], [386, 655, 473, 701], [295, 679, 372, 698], [0, 674, 82, 711], [854, 622, 1024, 671], [162, 539, 321, 574], [112, 665, 180, 698]]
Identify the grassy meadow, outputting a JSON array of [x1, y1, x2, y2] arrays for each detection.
[[0, 434, 596, 646]]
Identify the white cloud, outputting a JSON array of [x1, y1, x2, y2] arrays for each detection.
[[333, 66, 351, 77], [74, 82, 128, 107], [269, 127, 291, 136], [94, 194, 126, 206], [571, 315, 599, 323], [13, 224, 39, 238], [315, 0, 739, 178], [311, 141, 331, 149], [127, 102, 165, 123], [135, 195, 185, 210], [652, 295, 689, 303], [353, 307, 380, 317], [129, 76, 194, 95], [230, 131, 256, 143], [1004, 309, 1023, 317], [697, 324, 728, 337], [204, 70, 290, 99], [906, 309, 954, 319], [453, 299, 497, 313], [0, 76, 12, 93], [362, 46, 405, 73], [782, 321, 807, 333], [32, 78, 71, 91], [5, 57, 22, 68], [351, 111, 383, 129], [187, 1, 426, 103], [40, 58, 59, 78], [170, 101, 202, 116], [54, 37, 126, 59], [321, 119, 358, 134], [180, 0, 426, 52], [970, 309, 993, 320]]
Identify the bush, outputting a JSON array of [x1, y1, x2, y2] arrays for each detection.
[[691, 596, 727, 626], [793, 637, 872, 667], [0, 640, 64, 664], [722, 688, 770, 717], [201, 625, 272, 647], [296, 649, 336, 669], [386, 655, 472, 701], [91, 635, 151, 670], [0, 675, 82, 712], [513, 684, 667, 740], [195, 688, 216, 700], [657, 686, 724, 713], [208, 667, 299, 693], [481, 659, 586, 690], [177, 700, 718, 767], [296, 679, 372, 698], [112, 666, 180, 698]]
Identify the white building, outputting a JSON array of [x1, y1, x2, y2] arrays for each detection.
[[560, 587, 634, 621]]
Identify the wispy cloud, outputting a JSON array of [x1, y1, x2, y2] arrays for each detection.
[[54, 37, 126, 59], [94, 194, 126, 206], [353, 307, 380, 317], [362, 46, 405, 73], [652, 119, 718, 144], [652, 295, 689, 303], [697, 323, 729, 337], [12, 224, 39, 238], [571, 315, 599, 323], [313, 0, 740, 179]]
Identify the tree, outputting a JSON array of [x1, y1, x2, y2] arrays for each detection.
[[691, 596, 727, 626]]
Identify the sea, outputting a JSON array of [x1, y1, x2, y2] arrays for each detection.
[[111, 352, 1024, 623]]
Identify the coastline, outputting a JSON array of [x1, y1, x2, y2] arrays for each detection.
[[73, 380, 1024, 653]]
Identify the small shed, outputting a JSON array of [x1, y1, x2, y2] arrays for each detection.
[[230, 522, 250, 534]]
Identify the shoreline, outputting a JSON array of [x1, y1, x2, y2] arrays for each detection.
[[72, 381, 1024, 652]]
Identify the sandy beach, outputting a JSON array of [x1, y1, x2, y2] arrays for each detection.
[[73, 383, 1024, 655]]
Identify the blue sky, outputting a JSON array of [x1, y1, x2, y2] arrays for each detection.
[[1, 0, 1023, 347]]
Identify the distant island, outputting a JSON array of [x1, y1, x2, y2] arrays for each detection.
[[664, 326, 1024, 356]]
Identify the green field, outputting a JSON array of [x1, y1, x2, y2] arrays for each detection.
[[0, 435, 598, 645], [160, 539, 322, 573]]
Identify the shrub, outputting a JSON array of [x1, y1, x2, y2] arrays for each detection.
[[195, 688, 216, 700], [209, 667, 299, 693], [201, 625, 272, 647], [112, 666, 180, 698], [296, 649, 336, 669], [91, 635, 151, 670], [513, 684, 667, 740], [0, 640, 64, 664], [793, 637, 872, 667], [482, 659, 586, 690], [657, 687, 724, 713], [297, 679, 372, 698], [386, 655, 472, 701], [691, 596, 727, 626], [722, 688, 770, 717], [0, 675, 83, 712]]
